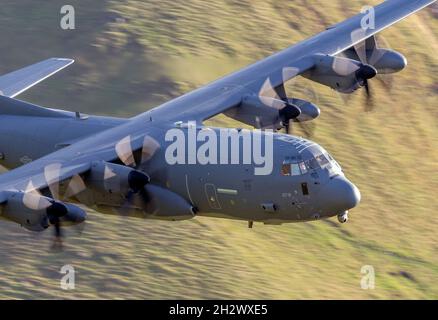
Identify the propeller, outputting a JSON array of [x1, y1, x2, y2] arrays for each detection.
[[22, 179, 84, 250], [355, 64, 377, 109], [350, 30, 395, 111], [258, 68, 316, 137], [29, 135, 159, 240], [115, 135, 160, 168], [331, 53, 378, 111], [43, 163, 88, 248], [353, 41, 378, 110], [113, 135, 160, 215], [371, 35, 395, 91], [46, 201, 67, 240], [43, 163, 65, 246], [279, 104, 300, 135]]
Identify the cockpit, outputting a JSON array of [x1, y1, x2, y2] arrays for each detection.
[[281, 150, 342, 178]]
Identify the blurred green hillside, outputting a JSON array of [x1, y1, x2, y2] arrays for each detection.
[[0, 0, 436, 299]]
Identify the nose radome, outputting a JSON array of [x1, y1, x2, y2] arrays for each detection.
[[325, 176, 361, 213]]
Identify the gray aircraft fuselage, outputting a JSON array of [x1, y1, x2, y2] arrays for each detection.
[[0, 114, 360, 224]]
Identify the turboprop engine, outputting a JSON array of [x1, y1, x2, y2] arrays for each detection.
[[87, 160, 150, 196], [225, 95, 320, 131], [303, 36, 407, 96], [85, 161, 195, 221], [0, 191, 86, 232], [302, 54, 378, 94], [343, 47, 407, 74]]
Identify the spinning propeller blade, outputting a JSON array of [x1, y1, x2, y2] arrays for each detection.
[[42, 163, 88, 248], [113, 135, 159, 216], [258, 67, 316, 137], [350, 31, 396, 111]]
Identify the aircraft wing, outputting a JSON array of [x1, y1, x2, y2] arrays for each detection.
[[0, 0, 434, 205], [143, 0, 436, 123], [0, 58, 74, 98], [0, 118, 154, 199]]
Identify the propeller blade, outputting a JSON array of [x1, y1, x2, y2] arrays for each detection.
[[351, 29, 368, 64], [117, 170, 150, 216], [115, 135, 136, 167], [364, 79, 370, 96], [259, 79, 287, 110], [53, 219, 62, 238], [285, 119, 292, 135], [363, 79, 375, 112], [51, 221, 63, 251], [275, 83, 288, 102], [365, 35, 387, 67], [64, 174, 87, 199], [46, 201, 68, 249], [332, 56, 361, 76], [23, 181, 52, 210], [259, 66, 319, 136], [44, 163, 62, 200], [140, 136, 160, 165]]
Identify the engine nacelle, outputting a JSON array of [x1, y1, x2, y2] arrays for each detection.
[[145, 185, 196, 221], [343, 47, 407, 74], [287, 98, 320, 122], [87, 161, 150, 196], [0, 192, 48, 231], [225, 95, 320, 130], [0, 191, 86, 231], [302, 54, 374, 94]]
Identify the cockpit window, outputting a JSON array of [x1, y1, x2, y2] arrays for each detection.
[[299, 162, 308, 174], [282, 158, 308, 176], [316, 154, 329, 167], [306, 158, 319, 170], [291, 163, 301, 176], [281, 163, 291, 176], [316, 152, 343, 176], [282, 152, 342, 177]]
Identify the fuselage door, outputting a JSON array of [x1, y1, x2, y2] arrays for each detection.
[[204, 183, 222, 210]]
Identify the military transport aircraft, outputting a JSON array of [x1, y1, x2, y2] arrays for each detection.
[[0, 0, 435, 243]]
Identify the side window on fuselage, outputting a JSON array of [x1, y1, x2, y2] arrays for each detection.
[[281, 163, 291, 176], [291, 163, 301, 176], [282, 156, 307, 176]]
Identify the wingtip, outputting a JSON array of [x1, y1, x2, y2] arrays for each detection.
[[53, 57, 75, 64]]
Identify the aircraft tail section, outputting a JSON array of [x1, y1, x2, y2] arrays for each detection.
[[0, 58, 74, 98]]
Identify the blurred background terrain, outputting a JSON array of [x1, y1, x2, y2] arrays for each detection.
[[0, 0, 436, 299]]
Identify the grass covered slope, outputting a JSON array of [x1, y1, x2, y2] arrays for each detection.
[[0, 0, 436, 299]]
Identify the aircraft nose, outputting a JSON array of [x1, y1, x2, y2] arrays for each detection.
[[323, 176, 361, 214]]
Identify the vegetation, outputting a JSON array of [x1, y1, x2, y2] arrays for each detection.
[[0, 0, 436, 299]]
